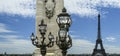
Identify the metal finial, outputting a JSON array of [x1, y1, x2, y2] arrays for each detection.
[[32, 32, 34, 35], [49, 32, 52, 35], [41, 19, 44, 24], [45, 0, 47, 2], [31, 33, 35, 38], [62, 7, 66, 12]]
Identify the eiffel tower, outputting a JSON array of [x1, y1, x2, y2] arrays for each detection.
[[92, 14, 107, 56]]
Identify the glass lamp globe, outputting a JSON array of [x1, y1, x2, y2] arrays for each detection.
[[57, 8, 72, 28], [58, 28, 67, 41], [48, 32, 54, 42], [31, 33, 35, 41]]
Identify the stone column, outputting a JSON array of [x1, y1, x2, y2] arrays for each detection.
[[35, 0, 45, 56], [34, 0, 64, 56]]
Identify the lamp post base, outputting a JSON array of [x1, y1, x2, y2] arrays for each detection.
[[33, 48, 62, 56], [33, 48, 42, 56]]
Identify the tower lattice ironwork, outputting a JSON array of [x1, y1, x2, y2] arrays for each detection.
[[92, 14, 107, 56]]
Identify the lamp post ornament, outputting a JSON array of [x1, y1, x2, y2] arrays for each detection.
[[31, 19, 54, 56], [56, 7, 72, 56]]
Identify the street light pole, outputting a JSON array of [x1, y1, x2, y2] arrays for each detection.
[[31, 19, 54, 56], [56, 8, 72, 56]]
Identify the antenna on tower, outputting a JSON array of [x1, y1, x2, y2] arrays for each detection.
[[97, 14, 101, 39]]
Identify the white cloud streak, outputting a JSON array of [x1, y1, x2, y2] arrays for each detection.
[[0, 0, 120, 17], [0, 0, 35, 17], [105, 36, 116, 42], [64, 0, 120, 17], [0, 23, 14, 33], [68, 39, 94, 54], [105, 45, 120, 54], [0, 35, 34, 54], [0, 23, 34, 54]]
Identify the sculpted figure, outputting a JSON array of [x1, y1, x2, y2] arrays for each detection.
[[45, 0, 55, 19]]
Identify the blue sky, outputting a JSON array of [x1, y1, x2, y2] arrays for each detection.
[[0, 0, 120, 54]]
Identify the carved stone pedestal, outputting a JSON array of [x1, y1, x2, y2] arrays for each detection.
[[33, 48, 62, 56]]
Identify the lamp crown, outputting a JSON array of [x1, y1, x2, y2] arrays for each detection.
[[32, 32, 34, 36], [41, 19, 44, 24], [49, 32, 52, 35], [62, 7, 66, 12], [31, 33, 35, 38]]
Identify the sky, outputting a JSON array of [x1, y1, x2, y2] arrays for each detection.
[[0, 0, 120, 54]]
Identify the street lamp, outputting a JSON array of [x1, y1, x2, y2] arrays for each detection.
[[39, 19, 47, 36], [56, 8, 72, 56], [57, 8, 72, 31], [31, 19, 54, 56]]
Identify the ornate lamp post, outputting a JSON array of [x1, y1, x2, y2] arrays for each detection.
[[56, 8, 72, 56], [57, 8, 72, 31], [31, 19, 54, 56]]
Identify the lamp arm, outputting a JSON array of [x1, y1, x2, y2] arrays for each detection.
[[32, 41, 36, 46], [33, 36, 43, 48], [47, 41, 54, 47], [32, 40, 42, 48], [36, 44, 42, 48], [41, 37, 45, 45]]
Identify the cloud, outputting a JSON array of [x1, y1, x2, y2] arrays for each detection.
[[0, 34, 34, 54], [0, 23, 34, 54], [0, 23, 14, 33], [0, 0, 35, 17], [105, 36, 116, 42], [105, 45, 120, 54], [64, 0, 120, 17], [72, 39, 94, 47], [0, 0, 119, 17], [68, 39, 94, 54]]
